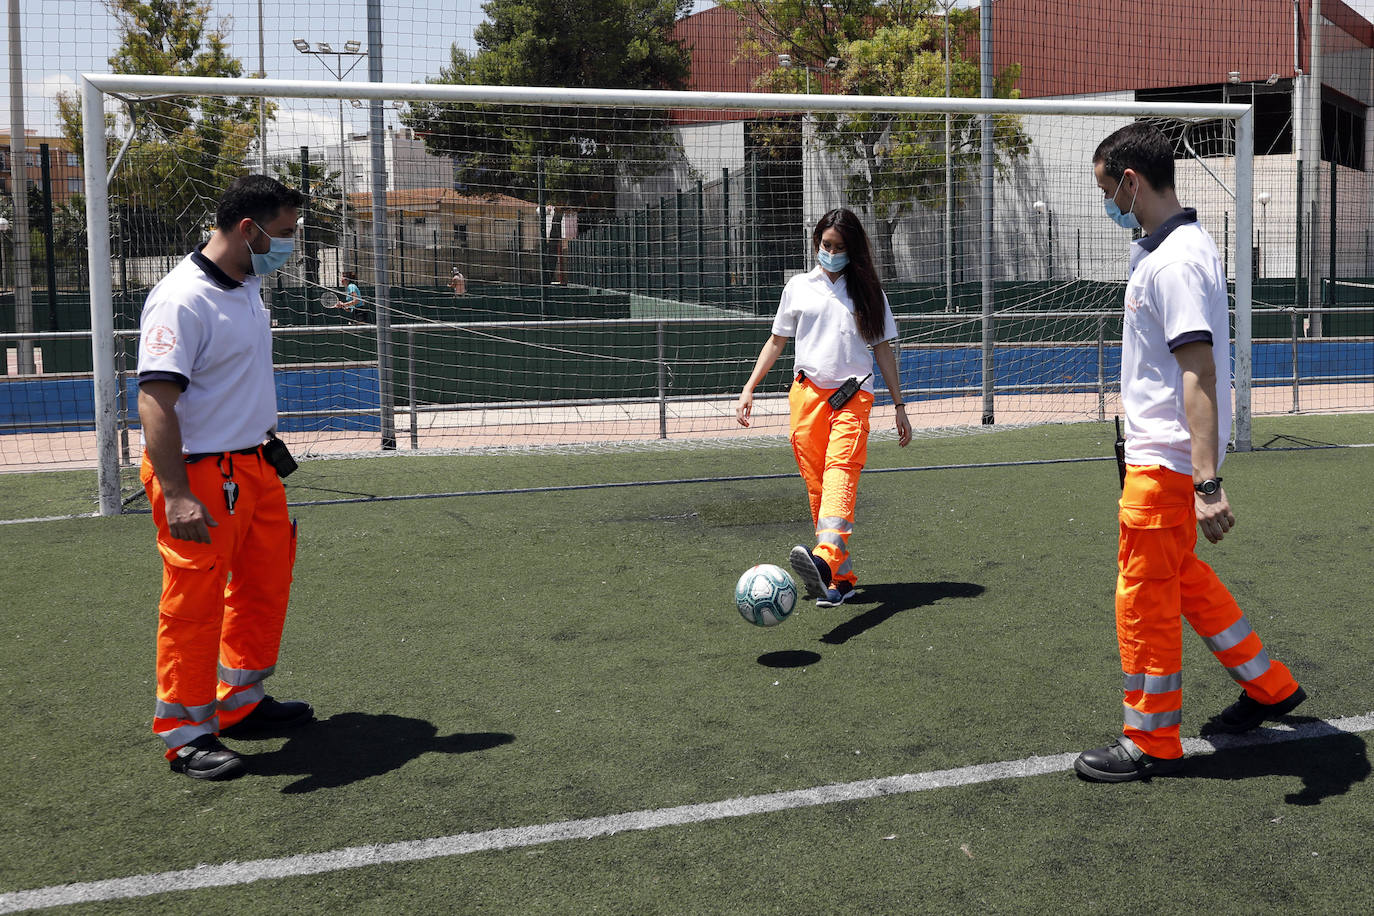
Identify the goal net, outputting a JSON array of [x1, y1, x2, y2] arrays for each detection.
[[43, 76, 1257, 514]]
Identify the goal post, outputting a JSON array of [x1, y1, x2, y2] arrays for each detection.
[[76, 73, 1254, 517]]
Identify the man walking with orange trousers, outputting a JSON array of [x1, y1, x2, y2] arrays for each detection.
[[1074, 124, 1306, 783], [138, 175, 314, 781]]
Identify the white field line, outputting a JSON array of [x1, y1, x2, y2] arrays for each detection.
[[2, 713, 1371, 913]]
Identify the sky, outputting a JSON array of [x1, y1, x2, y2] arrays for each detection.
[[6, 0, 1374, 149]]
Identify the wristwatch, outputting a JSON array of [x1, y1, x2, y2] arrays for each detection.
[[1194, 477, 1223, 496]]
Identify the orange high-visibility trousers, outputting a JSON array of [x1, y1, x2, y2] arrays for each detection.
[[789, 374, 874, 588], [1116, 465, 1301, 759], [142, 450, 297, 759]]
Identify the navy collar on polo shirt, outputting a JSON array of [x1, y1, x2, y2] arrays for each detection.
[[190, 241, 243, 290], [1138, 208, 1198, 253]]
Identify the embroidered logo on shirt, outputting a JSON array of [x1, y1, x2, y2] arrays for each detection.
[[144, 324, 178, 356]]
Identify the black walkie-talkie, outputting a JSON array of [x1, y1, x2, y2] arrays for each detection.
[[1114, 416, 1127, 491], [827, 373, 872, 410]]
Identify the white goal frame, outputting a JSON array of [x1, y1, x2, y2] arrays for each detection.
[[80, 73, 1254, 516]]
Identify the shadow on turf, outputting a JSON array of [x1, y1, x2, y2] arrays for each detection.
[[243, 712, 515, 794], [1183, 720, 1371, 806], [817, 580, 985, 645]]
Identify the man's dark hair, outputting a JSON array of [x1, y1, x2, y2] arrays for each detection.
[[1093, 122, 1176, 192], [216, 175, 305, 231]]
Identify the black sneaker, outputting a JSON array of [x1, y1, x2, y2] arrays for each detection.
[[1207, 686, 1307, 734], [220, 696, 314, 737], [170, 734, 246, 781], [789, 545, 829, 600], [815, 582, 857, 608], [1074, 737, 1183, 783]]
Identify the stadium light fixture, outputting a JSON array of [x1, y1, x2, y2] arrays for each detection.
[[295, 38, 371, 269], [1227, 71, 1241, 84], [778, 53, 835, 93]]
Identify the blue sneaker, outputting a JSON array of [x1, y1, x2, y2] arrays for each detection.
[[816, 582, 857, 608], [789, 545, 829, 599]]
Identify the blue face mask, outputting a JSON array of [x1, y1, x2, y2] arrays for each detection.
[[817, 248, 849, 272], [247, 221, 295, 275], [1104, 178, 1140, 230]]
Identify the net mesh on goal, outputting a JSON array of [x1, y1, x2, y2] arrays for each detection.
[[10, 81, 1256, 515]]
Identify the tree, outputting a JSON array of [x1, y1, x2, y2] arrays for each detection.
[[403, 0, 693, 229], [722, 0, 1030, 278], [273, 158, 344, 299], [57, 0, 265, 255]]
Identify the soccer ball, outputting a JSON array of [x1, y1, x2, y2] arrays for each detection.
[[734, 564, 798, 627]]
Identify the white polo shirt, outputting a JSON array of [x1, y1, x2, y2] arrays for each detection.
[[1120, 209, 1231, 475], [770, 266, 898, 392], [137, 249, 278, 454]]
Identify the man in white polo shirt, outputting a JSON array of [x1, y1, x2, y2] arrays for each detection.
[[1073, 124, 1306, 784], [138, 175, 313, 781]]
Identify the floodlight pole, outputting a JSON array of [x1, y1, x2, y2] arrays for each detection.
[[295, 41, 367, 274], [7, 0, 35, 375], [256, 0, 267, 174], [942, 0, 955, 313], [366, 0, 396, 449], [979, 0, 995, 425]]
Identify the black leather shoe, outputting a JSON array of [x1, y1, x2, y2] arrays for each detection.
[[1074, 737, 1183, 783], [1206, 686, 1307, 734], [170, 734, 245, 781], [220, 696, 314, 737]]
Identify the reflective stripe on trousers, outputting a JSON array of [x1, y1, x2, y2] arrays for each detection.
[[142, 452, 297, 757], [788, 376, 872, 588], [1115, 465, 1300, 759]]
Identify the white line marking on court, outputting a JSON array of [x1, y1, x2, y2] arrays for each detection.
[[3, 713, 1371, 913]]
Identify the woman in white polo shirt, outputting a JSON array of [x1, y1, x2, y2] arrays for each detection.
[[735, 208, 912, 608]]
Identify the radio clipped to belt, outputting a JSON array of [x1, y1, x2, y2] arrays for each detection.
[[262, 433, 297, 478], [826, 373, 872, 410]]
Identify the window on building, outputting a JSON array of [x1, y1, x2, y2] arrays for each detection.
[[66, 153, 80, 167], [453, 222, 469, 246], [68, 178, 83, 193], [1136, 82, 1294, 158], [1322, 89, 1365, 171]]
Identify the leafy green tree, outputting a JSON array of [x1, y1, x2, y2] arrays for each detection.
[[723, 0, 1030, 277], [403, 0, 693, 226], [273, 158, 344, 299], [57, 0, 266, 255]]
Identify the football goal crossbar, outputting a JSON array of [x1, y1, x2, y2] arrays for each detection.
[[77, 74, 1253, 516]]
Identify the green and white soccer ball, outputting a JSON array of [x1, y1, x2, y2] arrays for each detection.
[[734, 563, 798, 627]]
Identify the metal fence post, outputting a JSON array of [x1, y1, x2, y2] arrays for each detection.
[[1290, 310, 1301, 413], [1096, 315, 1106, 422], [657, 320, 668, 439], [408, 326, 418, 449]]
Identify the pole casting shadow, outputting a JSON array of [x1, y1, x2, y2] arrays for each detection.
[[246, 712, 515, 794], [818, 580, 985, 645]]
